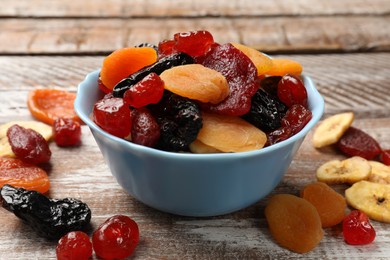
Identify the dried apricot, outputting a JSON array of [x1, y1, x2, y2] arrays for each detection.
[[265, 194, 323, 253], [0, 157, 50, 193], [301, 182, 346, 228], [100, 47, 157, 91], [266, 58, 303, 76], [231, 43, 273, 76], [28, 88, 81, 125], [160, 64, 230, 104]]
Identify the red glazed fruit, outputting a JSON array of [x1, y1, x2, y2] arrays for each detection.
[[131, 108, 160, 147], [123, 72, 164, 108], [174, 30, 214, 57], [337, 127, 381, 160], [56, 231, 93, 260], [343, 210, 376, 245], [93, 96, 132, 138], [7, 124, 51, 164], [53, 118, 82, 147], [380, 150, 390, 166], [277, 74, 308, 108], [92, 215, 139, 259], [158, 39, 177, 58]]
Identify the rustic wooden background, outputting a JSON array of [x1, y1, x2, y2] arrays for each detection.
[[0, 0, 389, 259]]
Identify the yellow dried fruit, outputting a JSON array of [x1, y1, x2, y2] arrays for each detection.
[[160, 64, 230, 104], [368, 161, 390, 184], [189, 139, 221, 154]]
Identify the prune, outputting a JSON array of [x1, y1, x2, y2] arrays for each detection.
[[337, 127, 381, 160], [113, 52, 194, 97], [0, 184, 91, 240], [150, 92, 202, 151], [242, 88, 287, 132], [131, 108, 160, 147], [136, 42, 158, 50], [260, 76, 282, 97], [202, 43, 259, 116], [7, 124, 51, 164]]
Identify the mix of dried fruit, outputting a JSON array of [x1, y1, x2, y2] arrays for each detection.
[[94, 30, 311, 153]]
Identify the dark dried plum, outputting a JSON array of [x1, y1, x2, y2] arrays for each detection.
[[150, 92, 202, 152], [242, 88, 287, 132], [113, 53, 194, 97], [1, 184, 91, 240], [135, 42, 158, 50]]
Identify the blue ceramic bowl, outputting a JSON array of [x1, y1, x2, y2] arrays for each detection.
[[75, 70, 324, 217]]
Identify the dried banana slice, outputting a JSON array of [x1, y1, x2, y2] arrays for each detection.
[[345, 180, 390, 223], [316, 156, 371, 184], [0, 121, 52, 157], [312, 112, 354, 148], [368, 161, 390, 184]]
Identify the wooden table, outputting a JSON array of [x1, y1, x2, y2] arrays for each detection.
[[1, 1, 390, 259]]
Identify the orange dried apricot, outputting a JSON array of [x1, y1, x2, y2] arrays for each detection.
[[0, 157, 50, 193], [265, 194, 323, 254], [27, 88, 81, 125], [100, 47, 157, 91], [231, 43, 273, 76], [160, 64, 230, 104], [301, 182, 347, 228], [266, 58, 303, 76]]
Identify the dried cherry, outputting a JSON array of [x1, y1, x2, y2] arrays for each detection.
[[337, 127, 381, 160], [158, 39, 177, 58], [343, 210, 376, 245], [201, 43, 259, 116], [380, 150, 390, 166], [56, 231, 93, 260], [131, 108, 160, 147], [173, 30, 214, 57], [277, 74, 308, 108], [53, 118, 82, 147], [7, 124, 51, 164]]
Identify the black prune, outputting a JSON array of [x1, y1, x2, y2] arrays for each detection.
[[0, 184, 91, 240], [113, 52, 194, 97], [242, 88, 287, 132], [260, 76, 282, 97], [136, 42, 158, 51], [150, 92, 202, 152]]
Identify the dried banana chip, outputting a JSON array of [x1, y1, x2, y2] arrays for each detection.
[[368, 161, 390, 184], [312, 112, 354, 148], [316, 156, 371, 184], [345, 180, 390, 223]]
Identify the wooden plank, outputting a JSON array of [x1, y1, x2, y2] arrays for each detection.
[[1, 53, 389, 119], [0, 16, 389, 55], [1, 0, 389, 17]]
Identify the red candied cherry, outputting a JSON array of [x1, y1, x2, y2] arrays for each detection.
[[158, 39, 177, 58], [174, 30, 214, 57], [277, 74, 308, 108], [93, 96, 132, 138], [98, 76, 111, 94], [131, 108, 160, 147], [53, 118, 82, 147], [123, 73, 164, 108], [92, 215, 139, 259], [56, 231, 93, 260], [343, 210, 376, 245], [380, 150, 390, 165]]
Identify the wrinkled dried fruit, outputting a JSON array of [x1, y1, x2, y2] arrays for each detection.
[[53, 118, 82, 147], [202, 43, 258, 116], [260, 76, 282, 97], [56, 231, 93, 260], [277, 74, 308, 108], [265, 194, 323, 254], [312, 112, 354, 148], [130, 108, 160, 147], [0, 157, 50, 193], [345, 180, 390, 223], [367, 161, 390, 184], [301, 182, 346, 228], [316, 156, 371, 184], [337, 127, 381, 160], [7, 124, 51, 164], [160, 64, 229, 104], [343, 210, 376, 245], [1, 184, 91, 239], [196, 112, 267, 153], [92, 215, 139, 259]]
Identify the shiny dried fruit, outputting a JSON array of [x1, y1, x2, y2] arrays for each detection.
[[316, 156, 371, 184], [202, 43, 258, 116], [53, 118, 82, 147], [266, 58, 303, 76], [367, 161, 390, 184], [7, 124, 51, 164], [337, 127, 382, 160], [92, 215, 139, 259], [174, 30, 215, 57], [381, 150, 390, 166], [0, 157, 50, 193], [265, 194, 323, 254], [196, 112, 267, 153], [160, 64, 229, 104], [56, 231, 93, 260], [260, 76, 282, 97], [343, 210, 376, 245], [1, 184, 91, 239], [130, 108, 160, 147], [345, 180, 390, 223], [301, 182, 346, 228], [312, 112, 354, 148], [277, 74, 308, 108]]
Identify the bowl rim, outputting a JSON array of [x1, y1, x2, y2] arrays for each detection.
[[75, 69, 324, 159]]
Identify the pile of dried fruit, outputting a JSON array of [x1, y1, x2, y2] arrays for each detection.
[[93, 30, 312, 153]]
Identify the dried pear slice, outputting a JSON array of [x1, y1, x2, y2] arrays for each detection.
[[312, 112, 354, 148], [0, 121, 52, 157], [368, 161, 390, 184], [316, 156, 371, 184], [196, 112, 267, 153], [345, 180, 390, 223]]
